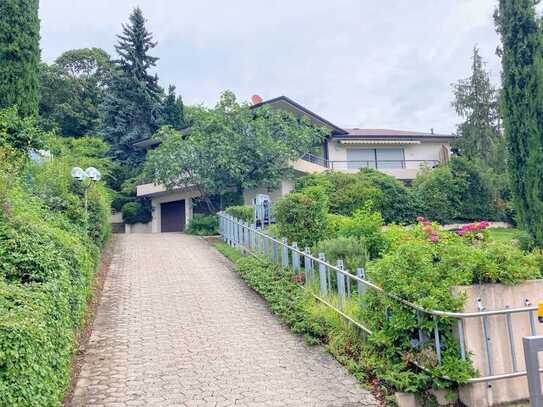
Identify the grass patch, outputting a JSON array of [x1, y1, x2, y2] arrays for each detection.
[[213, 240, 245, 263], [487, 228, 519, 243]]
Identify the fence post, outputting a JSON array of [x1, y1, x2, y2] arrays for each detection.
[[356, 267, 367, 296], [272, 236, 278, 263], [318, 253, 327, 295], [292, 242, 300, 272], [304, 247, 312, 285], [281, 238, 289, 269], [263, 232, 269, 258], [336, 260, 345, 308], [523, 336, 543, 407], [226, 215, 231, 245]]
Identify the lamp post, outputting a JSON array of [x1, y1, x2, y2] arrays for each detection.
[[70, 167, 102, 216]]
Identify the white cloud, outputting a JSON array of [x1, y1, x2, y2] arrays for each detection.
[[39, 0, 502, 133]]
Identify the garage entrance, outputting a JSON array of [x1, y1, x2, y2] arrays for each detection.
[[160, 200, 185, 232]]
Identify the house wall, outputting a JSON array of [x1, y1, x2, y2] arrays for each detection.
[[243, 179, 295, 205], [149, 189, 200, 233], [325, 139, 449, 179], [326, 139, 447, 163]]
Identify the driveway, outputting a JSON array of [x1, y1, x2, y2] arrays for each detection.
[[70, 233, 378, 406]]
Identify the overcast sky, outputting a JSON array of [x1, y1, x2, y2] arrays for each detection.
[[39, 1, 502, 133]]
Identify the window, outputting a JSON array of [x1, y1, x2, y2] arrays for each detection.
[[346, 149, 375, 169], [376, 148, 404, 168], [346, 148, 405, 169]]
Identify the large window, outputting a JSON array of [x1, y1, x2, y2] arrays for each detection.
[[346, 148, 405, 169]]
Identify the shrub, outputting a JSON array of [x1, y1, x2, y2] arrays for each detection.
[[225, 205, 254, 223], [295, 171, 380, 216], [295, 169, 417, 224], [273, 186, 329, 247], [313, 236, 367, 273], [357, 169, 418, 224], [332, 205, 387, 259], [185, 214, 218, 236], [121, 200, 152, 224], [412, 157, 499, 223]]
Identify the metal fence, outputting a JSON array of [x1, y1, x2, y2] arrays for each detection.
[[523, 336, 543, 406], [218, 212, 543, 384]]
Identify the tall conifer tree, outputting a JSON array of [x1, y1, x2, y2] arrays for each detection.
[[100, 7, 162, 162], [159, 85, 185, 130], [495, 0, 543, 243], [0, 0, 40, 116], [452, 47, 502, 169]]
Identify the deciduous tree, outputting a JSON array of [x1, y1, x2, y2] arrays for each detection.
[[38, 48, 112, 137], [143, 91, 327, 211]]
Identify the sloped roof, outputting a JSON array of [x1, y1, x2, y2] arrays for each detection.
[[340, 128, 456, 140], [251, 96, 348, 135]]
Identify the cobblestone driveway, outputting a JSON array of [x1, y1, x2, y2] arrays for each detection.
[[71, 233, 378, 407]]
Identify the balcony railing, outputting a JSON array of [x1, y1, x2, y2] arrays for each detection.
[[300, 153, 329, 167], [300, 153, 440, 171], [327, 159, 440, 170]]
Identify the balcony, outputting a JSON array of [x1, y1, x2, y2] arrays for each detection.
[[299, 153, 440, 180]]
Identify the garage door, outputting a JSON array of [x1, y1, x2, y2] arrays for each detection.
[[161, 200, 185, 232]]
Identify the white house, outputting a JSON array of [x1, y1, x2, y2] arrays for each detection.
[[135, 96, 456, 233]]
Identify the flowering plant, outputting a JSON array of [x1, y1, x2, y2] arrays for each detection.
[[416, 216, 440, 243], [456, 221, 490, 241]]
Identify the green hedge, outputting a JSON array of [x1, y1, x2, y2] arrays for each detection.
[[0, 117, 111, 406]]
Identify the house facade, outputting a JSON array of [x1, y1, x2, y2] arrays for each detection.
[[135, 96, 456, 232]]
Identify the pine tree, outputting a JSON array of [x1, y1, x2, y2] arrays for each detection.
[[495, 0, 543, 243], [159, 85, 185, 130], [0, 0, 40, 117], [452, 47, 502, 169], [100, 7, 162, 162]]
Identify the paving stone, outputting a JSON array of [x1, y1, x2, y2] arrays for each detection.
[[70, 234, 379, 406]]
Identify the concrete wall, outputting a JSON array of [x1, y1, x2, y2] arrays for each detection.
[[125, 222, 152, 234], [149, 189, 201, 233], [453, 280, 543, 406]]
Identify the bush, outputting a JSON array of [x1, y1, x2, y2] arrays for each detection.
[[357, 169, 418, 224], [412, 157, 499, 223], [273, 186, 329, 248], [313, 236, 367, 273], [330, 205, 387, 259], [294, 171, 380, 216], [225, 205, 254, 223], [121, 200, 152, 224], [185, 214, 218, 236], [295, 169, 417, 224]]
